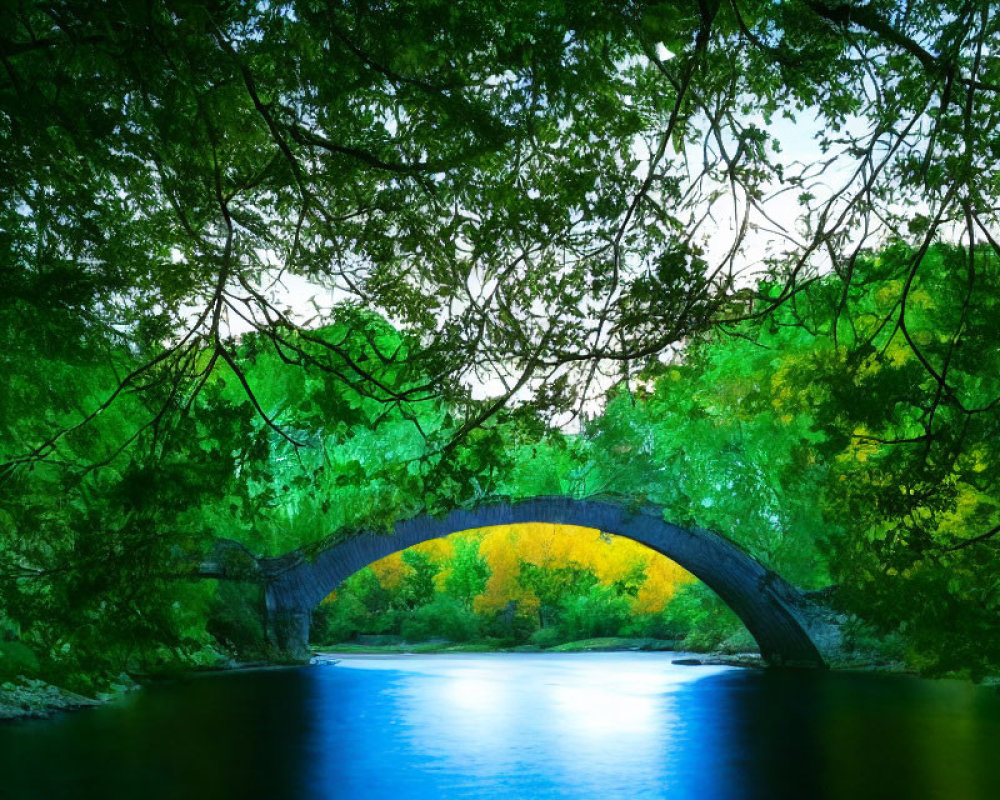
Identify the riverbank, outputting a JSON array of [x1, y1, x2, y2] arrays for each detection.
[[315, 636, 768, 667], [0, 638, 762, 721], [317, 635, 680, 654], [0, 637, 969, 723], [0, 674, 140, 722], [313, 636, 932, 673]]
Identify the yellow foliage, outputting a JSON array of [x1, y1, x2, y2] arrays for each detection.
[[369, 537, 454, 589], [319, 590, 338, 605], [338, 523, 695, 614], [369, 551, 407, 589], [634, 553, 692, 613], [936, 483, 999, 542], [414, 538, 455, 563], [470, 523, 692, 614], [837, 429, 881, 464], [884, 338, 911, 368]]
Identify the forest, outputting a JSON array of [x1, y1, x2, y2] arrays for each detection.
[[5, 243, 1000, 687], [2, 0, 1000, 698]]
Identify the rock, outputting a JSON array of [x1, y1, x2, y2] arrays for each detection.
[[0, 676, 102, 722], [672, 653, 766, 669]]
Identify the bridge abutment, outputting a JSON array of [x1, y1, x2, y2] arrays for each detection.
[[265, 600, 312, 663]]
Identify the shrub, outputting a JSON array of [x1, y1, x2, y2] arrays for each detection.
[[0, 641, 40, 681], [311, 593, 372, 644], [662, 583, 744, 651], [205, 581, 271, 661], [620, 612, 684, 641], [481, 602, 538, 642], [557, 585, 632, 641], [401, 596, 480, 642], [528, 626, 563, 648]]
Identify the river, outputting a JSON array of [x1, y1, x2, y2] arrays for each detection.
[[2, 652, 999, 799]]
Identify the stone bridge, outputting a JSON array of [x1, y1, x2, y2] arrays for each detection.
[[202, 497, 842, 667]]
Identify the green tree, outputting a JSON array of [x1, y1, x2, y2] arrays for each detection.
[[517, 562, 600, 629], [5, 0, 996, 460], [584, 244, 1000, 675], [444, 536, 491, 609], [396, 550, 440, 611]]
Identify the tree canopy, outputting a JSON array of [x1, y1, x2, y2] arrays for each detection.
[[3, 0, 997, 445]]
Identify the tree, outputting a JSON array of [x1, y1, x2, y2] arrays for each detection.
[[442, 535, 491, 608], [4, 0, 996, 462]]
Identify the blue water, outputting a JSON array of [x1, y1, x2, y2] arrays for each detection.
[[2, 653, 1000, 799]]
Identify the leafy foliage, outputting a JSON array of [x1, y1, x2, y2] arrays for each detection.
[[312, 523, 695, 647], [580, 243, 1000, 676]]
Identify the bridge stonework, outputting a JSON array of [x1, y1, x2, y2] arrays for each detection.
[[254, 498, 842, 667]]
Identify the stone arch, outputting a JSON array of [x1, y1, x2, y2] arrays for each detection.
[[259, 497, 839, 667]]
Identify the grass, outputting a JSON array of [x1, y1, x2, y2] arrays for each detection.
[[314, 637, 682, 655]]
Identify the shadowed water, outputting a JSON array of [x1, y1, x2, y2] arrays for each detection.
[[2, 653, 999, 799]]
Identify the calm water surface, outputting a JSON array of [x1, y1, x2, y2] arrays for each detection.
[[2, 653, 999, 800]]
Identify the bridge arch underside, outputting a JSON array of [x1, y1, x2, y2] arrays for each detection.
[[263, 498, 832, 668]]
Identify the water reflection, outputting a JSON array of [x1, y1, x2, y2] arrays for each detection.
[[310, 654, 730, 798], [670, 669, 1000, 800], [312, 654, 1000, 800], [0, 668, 315, 800], [2, 654, 1000, 800]]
